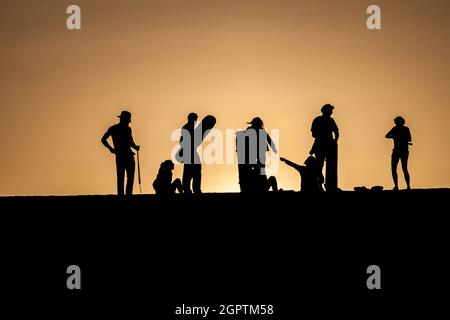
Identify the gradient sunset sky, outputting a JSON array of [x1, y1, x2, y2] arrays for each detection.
[[0, 0, 449, 195]]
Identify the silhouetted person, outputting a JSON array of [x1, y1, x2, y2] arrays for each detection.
[[153, 160, 183, 195], [386, 116, 412, 190], [237, 117, 278, 192], [281, 156, 324, 192], [310, 104, 339, 191], [101, 111, 140, 195], [180, 113, 202, 194]]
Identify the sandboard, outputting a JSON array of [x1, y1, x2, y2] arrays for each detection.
[[176, 115, 216, 163]]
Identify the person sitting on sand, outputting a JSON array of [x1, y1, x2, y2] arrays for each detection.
[[153, 160, 183, 195], [280, 156, 324, 192]]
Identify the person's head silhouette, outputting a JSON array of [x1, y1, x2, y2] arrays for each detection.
[[187, 113, 198, 123], [161, 159, 175, 171], [394, 116, 405, 127], [321, 104, 334, 117], [304, 155, 317, 168], [247, 117, 264, 129], [118, 111, 132, 125]]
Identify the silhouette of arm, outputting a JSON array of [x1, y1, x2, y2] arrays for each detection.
[[101, 129, 115, 154], [406, 127, 412, 143], [385, 128, 394, 139], [311, 119, 318, 138], [334, 127, 339, 141], [179, 124, 189, 144], [280, 157, 302, 171], [129, 128, 140, 151], [332, 119, 339, 141]]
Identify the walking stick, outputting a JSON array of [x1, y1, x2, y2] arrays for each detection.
[[137, 150, 142, 193]]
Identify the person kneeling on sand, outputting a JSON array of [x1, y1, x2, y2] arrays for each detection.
[[280, 156, 324, 192], [153, 160, 183, 195]]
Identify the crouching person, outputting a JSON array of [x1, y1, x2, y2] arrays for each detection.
[[153, 160, 183, 195], [281, 156, 324, 192]]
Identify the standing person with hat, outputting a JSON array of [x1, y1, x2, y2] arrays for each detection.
[[310, 104, 339, 191], [101, 111, 140, 195], [180, 112, 201, 194]]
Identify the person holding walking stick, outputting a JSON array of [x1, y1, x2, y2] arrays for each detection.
[[101, 111, 140, 195]]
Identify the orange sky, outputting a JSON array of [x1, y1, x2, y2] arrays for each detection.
[[0, 0, 449, 195]]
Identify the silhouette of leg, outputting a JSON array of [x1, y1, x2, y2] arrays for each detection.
[[317, 169, 325, 191], [316, 151, 330, 191], [182, 164, 193, 194], [116, 157, 125, 195], [400, 152, 410, 190], [246, 165, 258, 193], [172, 178, 183, 194], [193, 165, 202, 194], [325, 142, 338, 191], [315, 152, 325, 177], [238, 164, 250, 192], [267, 176, 278, 191], [125, 155, 135, 196], [391, 151, 400, 190]]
